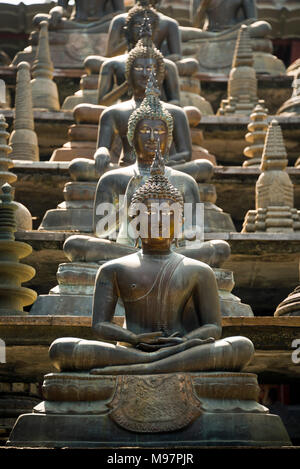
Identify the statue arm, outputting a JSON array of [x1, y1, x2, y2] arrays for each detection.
[[166, 20, 182, 58], [94, 110, 116, 172], [170, 108, 193, 163], [97, 62, 115, 105], [184, 266, 222, 341], [105, 15, 127, 57], [242, 0, 257, 20], [92, 265, 138, 345], [164, 60, 181, 106]]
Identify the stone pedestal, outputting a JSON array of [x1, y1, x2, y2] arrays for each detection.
[[214, 268, 253, 317], [39, 181, 97, 232], [7, 372, 291, 447], [198, 182, 236, 233]]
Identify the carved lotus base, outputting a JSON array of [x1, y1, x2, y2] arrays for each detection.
[[7, 372, 291, 447]]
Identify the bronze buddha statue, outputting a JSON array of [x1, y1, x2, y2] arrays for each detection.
[[69, 40, 209, 181], [50, 152, 253, 375], [65, 72, 228, 266]]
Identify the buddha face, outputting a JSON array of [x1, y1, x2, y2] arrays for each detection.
[[130, 57, 158, 94], [141, 197, 179, 245], [134, 118, 168, 163]]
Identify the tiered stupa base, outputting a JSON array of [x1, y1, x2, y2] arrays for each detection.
[[7, 372, 291, 447], [242, 207, 300, 233]]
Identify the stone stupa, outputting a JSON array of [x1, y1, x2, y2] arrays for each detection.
[[0, 113, 32, 230], [9, 62, 39, 162], [218, 25, 264, 116], [242, 119, 300, 233], [30, 21, 60, 112], [0, 183, 36, 315]]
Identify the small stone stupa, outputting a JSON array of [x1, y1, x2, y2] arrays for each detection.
[[0, 183, 36, 315], [274, 258, 300, 317], [0, 113, 33, 231], [31, 21, 60, 111], [243, 104, 268, 167], [242, 119, 300, 233], [218, 25, 263, 116], [9, 62, 39, 162]]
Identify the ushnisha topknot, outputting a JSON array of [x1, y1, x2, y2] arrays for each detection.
[[124, 3, 159, 50], [125, 35, 165, 88], [127, 70, 173, 150], [130, 139, 184, 214]]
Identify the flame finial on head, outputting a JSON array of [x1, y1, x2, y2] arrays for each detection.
[[138, 11, 153, 41]]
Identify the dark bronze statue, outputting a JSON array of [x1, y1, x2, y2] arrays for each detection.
[[34, 0, 125, 30], [64, 76, 229, 268], [105, 1, 182, 60], [50, 150, 253, 375], [186, 0, 270, 38], [69, 40, 203, 181], [96, 14, 180, 106]]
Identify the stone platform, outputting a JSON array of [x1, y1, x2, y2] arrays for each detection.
[[7, 371, 291, 447]]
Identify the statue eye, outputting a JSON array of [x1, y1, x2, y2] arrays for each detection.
[[134, 67, 143, 72]]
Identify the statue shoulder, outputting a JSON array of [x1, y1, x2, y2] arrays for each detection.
[[163, 102, 186, 119], [109, 12, 127, 27], [158, 12, 179, 28]]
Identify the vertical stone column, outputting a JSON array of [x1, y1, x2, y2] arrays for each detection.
[[9, 62, 39, 162], [31, 21, 60, 111]]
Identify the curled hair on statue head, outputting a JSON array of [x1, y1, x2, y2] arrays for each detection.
[[124, 4, 159, 50], [127, 71, 173, 157], [125, 36, 165, 95]]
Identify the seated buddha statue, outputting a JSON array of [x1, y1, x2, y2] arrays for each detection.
[[50, 153, 254, 375], [96, 14, 181, 107], [33, 0, 125, 30], [179, 0, 285, 76], [84, 2, 200, 107], [12, 1, 125, 69], [64, 76, 229, 267], [69, 40, 211, 182]]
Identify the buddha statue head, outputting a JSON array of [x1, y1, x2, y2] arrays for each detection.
[[127, 71, 173, 164], [129, 142, 184, 246], [124, 3, 159, 51], [125, 31, 165, 98]]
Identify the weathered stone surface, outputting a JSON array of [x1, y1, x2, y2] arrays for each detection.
[[242, 120, 300, 233], [31, 21, 60, 112], [7, 371, 291, 447]]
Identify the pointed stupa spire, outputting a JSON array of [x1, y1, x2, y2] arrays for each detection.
[[139, 10, 153, 41], [0, 114, 17, 186], [260, 119, 288, 171], [9, 62, 39, 161], [217, 24, 262, 116], [32, 21, 54, 81], [31, 21, 60, 111], [232, 24, 254, 68]]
